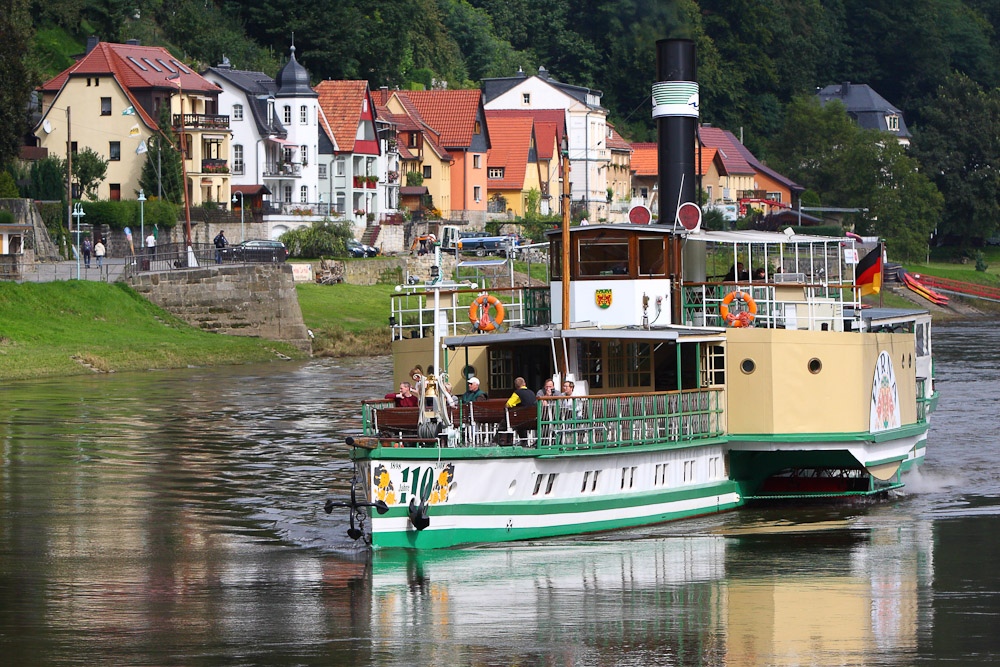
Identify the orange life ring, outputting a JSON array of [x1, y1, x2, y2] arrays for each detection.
[[719, 291, 757, 328], [469, 294, 505, 331]]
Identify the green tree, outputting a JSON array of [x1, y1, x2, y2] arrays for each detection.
[[72, 148, 108, 201], [139, 105, 184, 205], [405, 170, 424, 186], [0, 0, 36, 171], [910, 72, 1000, 243], [28, 156, 65, 201], [279, 219, 354, 258], [0, 171, 19, 198]]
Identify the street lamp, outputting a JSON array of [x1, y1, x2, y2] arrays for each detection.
[[72, 202, 85, 279], [232, 191, 244, 243], [137, 189, 146, 257]]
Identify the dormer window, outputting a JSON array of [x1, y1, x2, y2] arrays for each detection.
[[474, 121, 481, 134], [488, 167, 504, 179], [886, 114, 900, 132]]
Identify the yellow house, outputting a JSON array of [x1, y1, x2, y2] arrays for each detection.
[[384, 92, 453, 217], [483, 114, 541, 216], [36, 41, 230, 206]]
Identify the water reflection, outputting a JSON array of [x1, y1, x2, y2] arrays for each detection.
[[0, 321, 997, 663]]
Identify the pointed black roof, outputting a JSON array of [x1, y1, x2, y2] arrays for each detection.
[[275, 44, 317, 98]]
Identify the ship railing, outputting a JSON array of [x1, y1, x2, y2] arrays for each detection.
[[681, 282, 860, 330], [536, 388, 724, 451], [390, 285, 550, 340], [916, 378, 928, 423], [361, 388, 723, 450]]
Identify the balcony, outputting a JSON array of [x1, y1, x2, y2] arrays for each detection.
[[200, 158, 229, 174], [263, 162, 302, 178], [173, 114, 230, 130], [354, 176, 378, 189]]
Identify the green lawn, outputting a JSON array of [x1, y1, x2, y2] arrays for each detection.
[[296, 283, 397, 333], [0, 281, 303, 381]]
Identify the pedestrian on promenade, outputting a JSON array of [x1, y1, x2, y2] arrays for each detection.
[[94, 239, 106, 268], [82, 237, 92, 268], [146, 232, 156, 258], [214, 230, 228, 264]]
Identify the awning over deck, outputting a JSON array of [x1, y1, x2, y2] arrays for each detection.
[[442, 325, 725, 348]]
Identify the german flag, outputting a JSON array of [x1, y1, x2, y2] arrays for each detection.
[[856, 246, 882, 296]]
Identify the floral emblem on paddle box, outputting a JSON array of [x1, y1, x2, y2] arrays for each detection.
[[595, 289, 612, 309]]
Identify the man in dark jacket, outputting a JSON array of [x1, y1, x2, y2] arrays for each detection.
[[214, 230, 228, 264], [461, 377, 488, 403], [506, 377, 536, 408]]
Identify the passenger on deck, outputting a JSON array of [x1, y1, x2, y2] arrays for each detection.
[[461, 377, 488, 403], [536, 378, 560, 398], [385, 382, 419, 408], [724, 262, 748, 281], [753, 267, 766, 281], [506, 377, 537, 408]]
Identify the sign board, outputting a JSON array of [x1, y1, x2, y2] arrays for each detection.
[[291, 263, 314, 282], [628, 205, 652, 225], [675, 202, 702, 232], [843, 248, 859, 265]]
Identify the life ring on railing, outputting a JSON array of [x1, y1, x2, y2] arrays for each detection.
[[719, 291, 757, 327], [469, 293, 505, 331]]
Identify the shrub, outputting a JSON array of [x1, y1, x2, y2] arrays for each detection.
[[405, 171, 424, 186], [975, 250, 989, 272], [0, 171, 19, 198], [280, 219, 354, 258], [141, 199, 178, 228], [0, 210, 14, 225], [82, 200, 134, 230]]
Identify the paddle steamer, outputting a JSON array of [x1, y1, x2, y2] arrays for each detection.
[[327, 39, 937, 549]]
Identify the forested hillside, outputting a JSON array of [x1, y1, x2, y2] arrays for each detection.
[[7, 0, 1000, 249]]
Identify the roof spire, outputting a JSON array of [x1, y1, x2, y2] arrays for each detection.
[[290, 32, 295, 55]]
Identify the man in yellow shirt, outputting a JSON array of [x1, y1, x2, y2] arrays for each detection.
[[506, 377, 537, 408]]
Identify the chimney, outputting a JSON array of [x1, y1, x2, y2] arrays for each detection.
[[538, 65, 549, 79], [125, 39, 140, 46], [654, 38, 697, 228], [218, 55, 231, 69], [86, 36, 99, 55], [840, 81, 851, 96]]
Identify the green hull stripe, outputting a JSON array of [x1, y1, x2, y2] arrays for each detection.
[[372, 499, 742, 549], [374, 480, 740, 519], [745, 482, 904, 500], [730, 421, 928, 444]]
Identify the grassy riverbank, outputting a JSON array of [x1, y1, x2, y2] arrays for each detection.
[[0, 282, 305, 381], [296, 283, 394, 357]]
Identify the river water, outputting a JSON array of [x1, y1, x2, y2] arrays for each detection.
[[0, 321, 997, 665]]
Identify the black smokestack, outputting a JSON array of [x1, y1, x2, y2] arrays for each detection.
[[655, 39, 697, 227]]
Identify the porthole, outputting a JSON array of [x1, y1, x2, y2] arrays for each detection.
[[462, 365, 477, 379], [808, 358, 822, 374], [740, 358, 756, 374]]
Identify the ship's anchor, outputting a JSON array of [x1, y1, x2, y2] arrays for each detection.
[[408, 497, 430, 531], [324, 438, 389, 542]]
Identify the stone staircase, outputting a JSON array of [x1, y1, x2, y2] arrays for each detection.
[[361, 223, 381, 247]]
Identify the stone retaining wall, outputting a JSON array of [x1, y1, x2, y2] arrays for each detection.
[[127, 264, 312, 352]]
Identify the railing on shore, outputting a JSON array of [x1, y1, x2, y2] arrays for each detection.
[[390, 285, 550, 340], [120, 242, 285, 279], [361, 387, 724, 451]]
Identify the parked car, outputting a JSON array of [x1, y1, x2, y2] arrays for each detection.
[[220, 239, 287, 263], [346, 239, 378, 258]]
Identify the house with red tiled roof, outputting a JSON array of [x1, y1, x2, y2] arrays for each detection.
[[698, 127, 800, 217], [483, 67, 608, 220], [314, 79, 401, 227], [605, 124, 632, 222], [483, 114, 541, 216], [389, 89, 490, 222], [36, 40, 229, 206], [629, 142, 723, 218], [482, 109, 566, 215]]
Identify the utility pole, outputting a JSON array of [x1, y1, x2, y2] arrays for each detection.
[[561, 137, 571, 360], [66, 106, 72, 247]]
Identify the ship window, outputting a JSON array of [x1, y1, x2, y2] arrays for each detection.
[[578, 239, 629, 276], [683, 460, 696, 482], [591, 470, 599, 491], [533, 474, 544, 496], [608, 340, 651, 388], [545, 473, 558, 495], [808, 358, 822, 374], [550, 240, 562, 279], [578, 340, 603, 389], [702, 345, 726, 386], [638, 237, 665, 276], [740, 358, 756, 375], [581, 471, 590, 492], [489, 348, 514, 394]]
